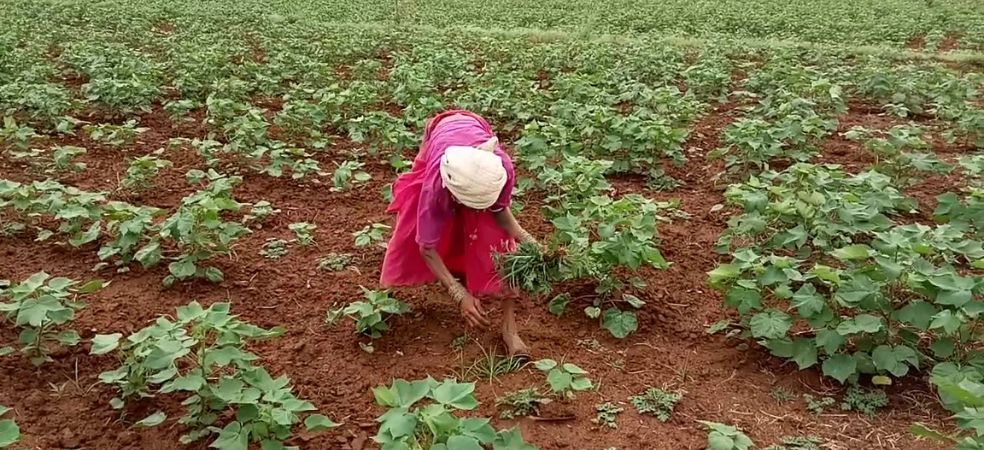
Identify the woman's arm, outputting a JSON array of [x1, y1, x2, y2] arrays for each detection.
[[494, 208, 537, 244], [421, 246, 490, 327]]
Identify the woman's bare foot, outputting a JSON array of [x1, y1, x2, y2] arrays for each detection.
[[502, 328, 530, 358], [499, 297, 529, 358]]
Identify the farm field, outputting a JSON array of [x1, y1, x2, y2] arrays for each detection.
[[0, 0, 982, 449]]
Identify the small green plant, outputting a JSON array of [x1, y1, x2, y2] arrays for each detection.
[[699, 421, 755, 450], [328, 289, 409, 349], [331, 159, 372, 192], [769, 386, 796, 404], [260, 238, 289, 259], [92, 301, 335, 447], [0, 116, 39, 150], [159, 173, 248, 286], [0, 272, 104, 365], [840, 386, 888, 418], [49, 145, 87, 173], [533, 359, 593, 399], [496, 388, 549, 419], [288, 222, 316, 246], [630, 387, 682, 421], [594, 402, 623, 429], [354, 222, 390, 248], [122, 155, 172, 191], [83, 120, 147, 146], [317, 253, 353, 271], [0, 405, 19, 448], [803, 394, 835, 415], [450, 335, 469, 352], [243, 200, 278, 223], [763, 436, 822, 450], [372, 377, 538, 449]]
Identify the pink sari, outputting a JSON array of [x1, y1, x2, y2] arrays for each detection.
[[380, 110, 516, 296]]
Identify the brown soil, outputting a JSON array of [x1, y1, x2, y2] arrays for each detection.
[[0, 103, 958, 450]]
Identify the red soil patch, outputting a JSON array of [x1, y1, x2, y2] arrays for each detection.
[[0, 104, 955, 450]]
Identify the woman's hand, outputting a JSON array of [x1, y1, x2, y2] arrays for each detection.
[[460, 294, 491, 327]]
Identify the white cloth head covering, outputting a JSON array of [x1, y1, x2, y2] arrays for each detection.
[[439, 136, 506, 210]]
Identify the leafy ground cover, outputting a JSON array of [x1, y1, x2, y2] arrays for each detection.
[[0, 0, 982, 448]]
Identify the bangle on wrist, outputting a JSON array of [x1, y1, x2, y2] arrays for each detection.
[[518, 229, 537, 244], [448, 283, 467, 304]]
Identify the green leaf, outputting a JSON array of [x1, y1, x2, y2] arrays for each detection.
[[161, 374, 205, 393], [0, 419, 19, 448], [724, 287, 762, 315], [894, 301, 937, 329], [836, 314, 883, 335], [570, 377, 593, 391], [562, 363, 588, 375], [534, 359, 557, 371], [790, 338, 818, 369], [749, 310, 792, 339], [204, 266, 224, 283], [76, 279, 106, 294], [134, 241, 162, 268], [210, 422, 248, 450], [708, 264, 740, 288], [493, 427, 537, 450], [90, 333, 122, 355], [791, 284, 825, 318], [871, 345, 918, 377], [304, 414, 337, 432], [930, 310, 963, 334], [931, 338, 955, 359], [547, 294, 570, 316], [602, 308, 638, 338], [815, 329, 846, 354], [584, 306, 600, 319], [55, 330, 81, 346], [446, 435, 483, 450], [431, 380, 479, 410], [708, 434, 735, 450], [832, 244, 872, 260], [546, 368, 573, 392], [134, 411, 166, 427], [909, 423, 954, 443], [623, 294, 646, 308], [168, 258, 197, 279], [822, 354, 857, 383], [706, 320, 731, 334]]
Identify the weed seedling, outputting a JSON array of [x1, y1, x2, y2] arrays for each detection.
[[496, 388, 549, 419], [594, 402, 623, 429], [317, 253, 352, 272], [840, 386, 888, 418], [763, 435, 823, 450], [769, 386, 796, 404], [288, 222, 316, 246], [803, 394, 835, 415], [630, 387, 682, 421], [260, 238, 289, 259]]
